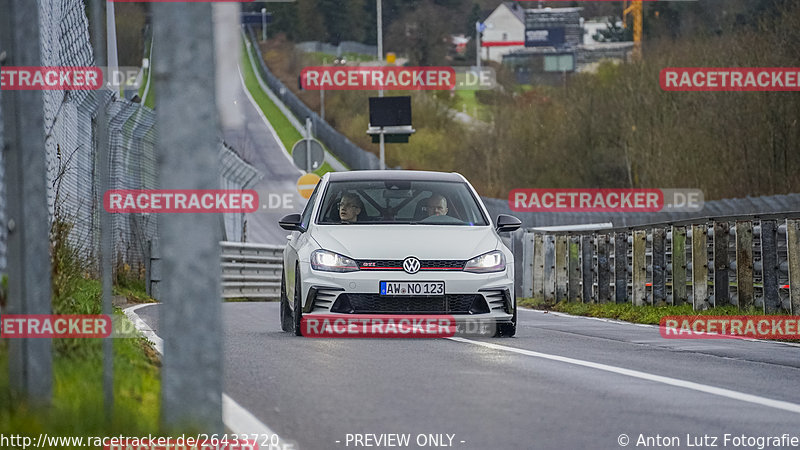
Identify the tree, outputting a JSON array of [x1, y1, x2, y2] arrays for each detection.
[[465, 3, 481, 37], [296, 0, 327, 41], [386, 2, 451, 65]]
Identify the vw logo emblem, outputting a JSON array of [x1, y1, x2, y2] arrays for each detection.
[[402, 257, 421, 274]]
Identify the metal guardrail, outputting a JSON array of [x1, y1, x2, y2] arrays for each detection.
[[221, 241, 285, 300], [521, 213, 800, 314]]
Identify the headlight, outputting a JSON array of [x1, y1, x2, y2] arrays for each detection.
[[310, 250, 359, 273], [463, 250, 506, 273]]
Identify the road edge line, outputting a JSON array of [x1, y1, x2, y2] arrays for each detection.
[[122, 304, 295, 446], [448, 336, 800, 415], [518, 307, 800, 348]]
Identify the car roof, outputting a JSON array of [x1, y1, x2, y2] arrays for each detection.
[[327, 170, 465, 183]]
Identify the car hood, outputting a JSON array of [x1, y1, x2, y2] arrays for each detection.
[[310, 225, 500, 260]]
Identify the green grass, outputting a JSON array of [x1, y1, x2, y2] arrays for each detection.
[[0, 278, 161, 446], [303, 51, 376, 65], [452, 90, 491, 122], [519, 297, 779, 325], [242, 42, 341, 177]]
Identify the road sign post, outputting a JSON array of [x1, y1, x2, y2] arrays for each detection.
[[367, 96, 415, 168], [291, 122, 325, 173]]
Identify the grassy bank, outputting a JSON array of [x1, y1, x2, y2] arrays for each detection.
[[519, 297, 776, 325], [241, 42, 337, 176], [0, 277, 160, 446]]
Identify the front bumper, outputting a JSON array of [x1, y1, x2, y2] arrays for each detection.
[[298, 263, 515, 323]]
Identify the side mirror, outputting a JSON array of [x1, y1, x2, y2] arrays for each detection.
[[279, 213, 304, 232], [496, 214, 522, 233]]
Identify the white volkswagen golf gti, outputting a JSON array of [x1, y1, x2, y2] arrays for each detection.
[[278, 170, 521, 337]]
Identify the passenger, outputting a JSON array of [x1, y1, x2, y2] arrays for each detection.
[[424, 194, 448, 217], [338, 192, 364, 222]]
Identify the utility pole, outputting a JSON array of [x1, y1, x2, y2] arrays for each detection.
[[91, 0, 114, 421], [475, 21, 481, 69], [0, 0, 53, 405], [106, 0, 119, 90], [154, 2, 223, 432], [376, 0, 385, 169]]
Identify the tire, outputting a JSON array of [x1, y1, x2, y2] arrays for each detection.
[[495, 300, 517, 337], [280, 271, 293, 332], [293, 268, 304, 336]]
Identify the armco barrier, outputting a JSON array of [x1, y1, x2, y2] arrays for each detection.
[[221, 241, 285, 300], [522, 213, 800, 314]]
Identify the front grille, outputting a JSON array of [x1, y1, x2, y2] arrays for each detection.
[[356, 259, 466, 271], [331, 294, 487, 314]]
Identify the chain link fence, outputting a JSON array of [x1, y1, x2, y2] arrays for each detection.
[[0, 0, 260, 276]]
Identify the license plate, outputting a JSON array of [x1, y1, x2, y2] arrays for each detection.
[[380, 281, 445, 296]]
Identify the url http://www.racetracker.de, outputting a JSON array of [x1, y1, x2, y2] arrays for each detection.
[[0, 433, 289, 450]]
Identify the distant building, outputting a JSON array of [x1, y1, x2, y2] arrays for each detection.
[[500, 7, 634, 85], [481, 2, 525, 63]]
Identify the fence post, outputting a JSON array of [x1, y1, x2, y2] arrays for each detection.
[[614, 231, 628, 303], [692, 224, 710, 310], [521, 231, 534, 299], [671, 226, 687, 305], [543, 235, 555, 303], [149, 237, 161, 300], [555, 235, 568, 302], [632, 230, 647, 306], [713, 221, 730, 307], [652, 227, 666, 305], [787, 219, 800, 315], [760, 220, 780, 313], [568, 235, 581, 302], [581, 235, 593, 303], [154, 2, 223, 431], [597, 234, 611, 303], [90, 0, 114, 420], [735, 221, 755, 310], [533, 234, 545, 300], [1, 0, 53, 404]]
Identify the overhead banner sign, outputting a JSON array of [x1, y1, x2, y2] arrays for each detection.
[[525, 28, 566, 47]]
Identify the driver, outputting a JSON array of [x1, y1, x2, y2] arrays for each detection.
[[338, 192, 364, 222], [424, 194, 448, 217]]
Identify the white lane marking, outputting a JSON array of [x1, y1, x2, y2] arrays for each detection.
[[448, 336, 800, 415], [237, 65, 300, 172], [518, 307, 800, 348], [123, 303, 163, 354], [518, 306, 656, 328], [123, 304, 294, 445]]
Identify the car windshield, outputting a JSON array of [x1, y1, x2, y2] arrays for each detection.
[[316, 180, 489, 226]]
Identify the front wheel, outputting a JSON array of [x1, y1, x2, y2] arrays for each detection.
[[293, 269, 303, 336], [280, 272, 293, 332], [495, 301, 517, 337]]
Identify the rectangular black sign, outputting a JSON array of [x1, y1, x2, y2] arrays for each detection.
[[369, 96, 412, 127]]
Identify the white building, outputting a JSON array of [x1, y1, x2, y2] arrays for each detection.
[[481, 2, 525, 63]]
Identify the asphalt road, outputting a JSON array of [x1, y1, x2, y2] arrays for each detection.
[[134, 303, 800, 450], [219, 66, 306, 245]]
